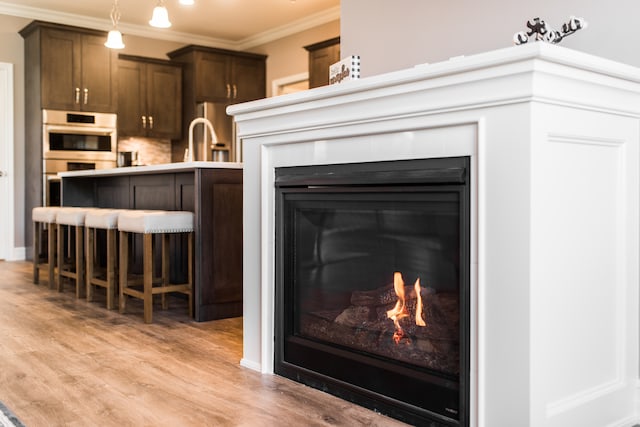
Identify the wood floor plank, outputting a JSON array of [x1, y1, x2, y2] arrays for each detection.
[[0, 261, 408, 426]]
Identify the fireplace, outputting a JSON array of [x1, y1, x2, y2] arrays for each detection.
[[274, 157, 470, 426], [231, 44, 640, 427]]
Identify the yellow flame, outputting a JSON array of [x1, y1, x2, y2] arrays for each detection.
[[414, 277, 426, 327]]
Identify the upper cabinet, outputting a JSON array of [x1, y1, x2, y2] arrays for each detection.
[[20, 21, 117, 113], [168, 45, 266, 104], [305, 37, 340, 89], [118, 55, 182, 139]]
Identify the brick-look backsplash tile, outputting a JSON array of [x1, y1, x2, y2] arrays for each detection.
[[117, 137, 172, 166]]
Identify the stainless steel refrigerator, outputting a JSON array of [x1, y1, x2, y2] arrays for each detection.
[[193, 102, 237, 162]]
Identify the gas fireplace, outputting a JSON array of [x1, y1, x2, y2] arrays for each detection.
[[275, 157, 470, 426]]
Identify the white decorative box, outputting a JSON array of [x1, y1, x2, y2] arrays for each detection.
[[329, 55, 360, 85]]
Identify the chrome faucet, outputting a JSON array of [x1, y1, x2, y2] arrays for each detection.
[[187, 117, 217, 162]]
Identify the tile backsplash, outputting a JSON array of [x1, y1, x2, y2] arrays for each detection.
[[117, 137, 172, 166]]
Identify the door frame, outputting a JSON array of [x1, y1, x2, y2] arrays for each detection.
[[0, 62, 15, 260], [271, 72, 309, 97]]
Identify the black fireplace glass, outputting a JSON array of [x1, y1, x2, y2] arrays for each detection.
[[275, 157, 470, 426]]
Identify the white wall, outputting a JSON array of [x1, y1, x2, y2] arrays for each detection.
[[341, 0, 640, 77]]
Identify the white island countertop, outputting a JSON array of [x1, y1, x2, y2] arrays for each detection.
[[58, 161, 243, 178]]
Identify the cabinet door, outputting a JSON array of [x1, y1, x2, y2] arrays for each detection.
[[195, 52, 231, 102], [308, 42, 340, 88], [81, 34, 117, 112], [147, 63, 182, 139], [40, 29, 81, 110], [117, 59, 145, 136], [232, 56, 265, 102]]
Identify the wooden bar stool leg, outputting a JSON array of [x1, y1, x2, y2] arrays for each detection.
[[119, 230, 128, 314], [47, 223, 56, 290], [86, 227, 95, 302], [143, 233, 153, 324], [57, 223, 64, 292], [161, 233, 170, 310], [106, 228, 116, 310], [33, 221, 40, 284], [75, 225, 85, 299]]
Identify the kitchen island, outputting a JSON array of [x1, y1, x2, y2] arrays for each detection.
[[59, 161, 243, 322]]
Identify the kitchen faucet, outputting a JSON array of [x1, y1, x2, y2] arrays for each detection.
[[187, 117, 217, 162]]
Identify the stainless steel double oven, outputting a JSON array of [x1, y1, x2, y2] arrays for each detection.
[[42, 109, 117, 205]]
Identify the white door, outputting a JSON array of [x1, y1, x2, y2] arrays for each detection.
[[0, 63, 14, 260]]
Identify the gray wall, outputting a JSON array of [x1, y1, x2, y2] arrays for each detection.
[[341, 0, 640, 77]]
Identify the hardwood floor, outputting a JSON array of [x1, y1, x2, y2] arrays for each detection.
[[0, 261, 408, 427]]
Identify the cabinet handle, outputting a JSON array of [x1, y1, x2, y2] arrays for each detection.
[[148, 116, 153, 129], [142, 116, 147, 129], [75, 88, 80, 104], [83, 88, 89, 105], [226, 83, 231, 99], [233, 84, 237, 99]]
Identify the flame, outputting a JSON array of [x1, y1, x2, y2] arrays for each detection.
[[386, 272, 410, 343], [386, 272, 427, 344], [415, 277, 426, 327]]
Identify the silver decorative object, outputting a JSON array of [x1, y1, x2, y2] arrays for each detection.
[[513, 16, 587, 45]]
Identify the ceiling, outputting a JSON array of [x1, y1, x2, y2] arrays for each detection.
[[0, 0, 340, 50]]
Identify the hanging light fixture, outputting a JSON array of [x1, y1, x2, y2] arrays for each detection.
[[179, 0, 195, 5], [149, 0, 171, 28], [105, 0, 125, 49]]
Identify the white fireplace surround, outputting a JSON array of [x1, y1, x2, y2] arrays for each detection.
[[228, 43, 640, 427]]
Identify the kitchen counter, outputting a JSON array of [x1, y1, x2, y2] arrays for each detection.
[[59, 161, 243, 322], [58, 161, 242, 178]]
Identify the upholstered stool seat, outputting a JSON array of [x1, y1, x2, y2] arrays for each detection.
[[85, 209, 126, 310], [118, 210, 194, 323], [56, 207, 93, 297], [32, 206, 64, 288]]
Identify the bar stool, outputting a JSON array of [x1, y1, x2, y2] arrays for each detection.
[[118, 210, 194, 323], [85, 209, 125, 310], [32, 206, 63, 288], [56, 207, 93, 298]]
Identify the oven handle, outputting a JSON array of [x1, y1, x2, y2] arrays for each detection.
[[44, 125, 116, 136]]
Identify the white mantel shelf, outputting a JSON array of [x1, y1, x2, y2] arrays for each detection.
[[229, 43, 640, 427], [57, 161, 242, 178]]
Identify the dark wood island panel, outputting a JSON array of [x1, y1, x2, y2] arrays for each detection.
[[61, 166, 242, 322]]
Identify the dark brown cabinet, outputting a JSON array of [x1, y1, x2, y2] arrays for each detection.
[[305, 37, 340, 89], [170, 45, 266, 103], [21, 21, 117, 113], [168, 45, 266, 162], [118, 55, 182, 139]]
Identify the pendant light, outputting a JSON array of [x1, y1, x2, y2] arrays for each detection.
[[104, 0, 125, 49], [149, 0, 171, 28]]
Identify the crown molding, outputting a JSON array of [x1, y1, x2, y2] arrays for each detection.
[[236, 6, 340, 50], [0, 1, 340, 51]]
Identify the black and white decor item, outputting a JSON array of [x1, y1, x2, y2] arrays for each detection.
[[513, 16, 587, 45]]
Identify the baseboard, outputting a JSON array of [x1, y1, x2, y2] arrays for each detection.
[[9, 247, 25, 261], [240, 358, 262, 373]]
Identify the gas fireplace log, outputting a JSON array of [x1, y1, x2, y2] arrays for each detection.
[[301, 310, 460, 375], [350, 283, 436, 307], [330, 291, 459, 341]]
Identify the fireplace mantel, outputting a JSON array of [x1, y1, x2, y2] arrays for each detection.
[[229, 43, 640, 427]]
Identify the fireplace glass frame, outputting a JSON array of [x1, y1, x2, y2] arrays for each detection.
[[274, 157, 470, 426]]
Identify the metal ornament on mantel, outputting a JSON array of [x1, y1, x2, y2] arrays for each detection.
[[513, 16, 587, 45]]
